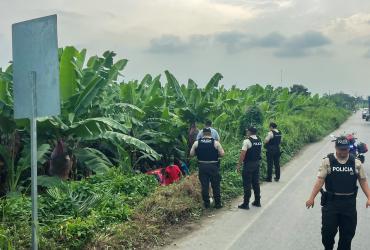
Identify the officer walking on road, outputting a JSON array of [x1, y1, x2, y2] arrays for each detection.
[[306, 136, 370, 250], [264, 122, 282, 182], [190, 128, 225, 209], [237, 127, 262, 210]]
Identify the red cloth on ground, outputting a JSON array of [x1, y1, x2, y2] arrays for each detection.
[[165, 165, 181, 184]]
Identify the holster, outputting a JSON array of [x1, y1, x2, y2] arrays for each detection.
[[320, 189, 328, 206], [320, 187, 358, 206]]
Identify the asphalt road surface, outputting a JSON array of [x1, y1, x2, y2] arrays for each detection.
[[165, 113, 370, 250]]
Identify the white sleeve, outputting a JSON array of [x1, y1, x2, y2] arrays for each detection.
[[242, 139, 252, 151], [196, 131, 202, 140], [265, 131, 273, 142]]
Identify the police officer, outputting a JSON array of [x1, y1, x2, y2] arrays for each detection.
[[306, 136, 370, 250], [237, 127, 262, 210], [190, 128, 225, 209], [264, 122, 282, 182]]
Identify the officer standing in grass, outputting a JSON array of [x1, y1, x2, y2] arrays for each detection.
[[306, 136, 370, 250], [190, 128, 225, 209], [264, 122, 282, 182], [237, 127, 262, 210]]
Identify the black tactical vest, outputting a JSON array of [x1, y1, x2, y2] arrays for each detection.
[[244, 137, 262, 163], [325, 153, 357, 193], [268, 130, 282, 146], [195, 138, 219, 162]]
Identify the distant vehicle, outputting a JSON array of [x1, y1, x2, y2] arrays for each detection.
[[362, 108, 368, 119]]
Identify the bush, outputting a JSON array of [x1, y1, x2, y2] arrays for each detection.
[[0, 169, 159, 249], [239, 105, 264, 136]]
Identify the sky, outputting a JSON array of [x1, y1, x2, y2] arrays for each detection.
[[1, 0, 370, 96]]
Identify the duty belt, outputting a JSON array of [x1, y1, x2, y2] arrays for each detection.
[[198, 160, 219, 164], [325, 188, 358, 199]]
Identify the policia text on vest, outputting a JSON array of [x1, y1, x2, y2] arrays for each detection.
[[306, 136, 370, 250], [190, 128, 225, 209]]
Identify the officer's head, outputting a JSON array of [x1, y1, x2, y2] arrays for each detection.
[[247, 127, 257, 136], [269, 122, 277, 130], [335, 136, 350, 159], [205, 120, 212, 127], [203, 128, 212, 137]]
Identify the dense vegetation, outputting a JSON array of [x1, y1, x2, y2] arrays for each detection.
[[0, 47, 354, 249]]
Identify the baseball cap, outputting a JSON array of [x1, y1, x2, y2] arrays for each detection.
[[335, 136, 350, 149], [247, 127, 257, 134]]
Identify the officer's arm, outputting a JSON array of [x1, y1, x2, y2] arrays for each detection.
[[309, 178, 325, 200], [306, 178, 325, 209], [359, 178, 370, 208], [238, 140, 249, 165], [359, 179, 370, 199], [190, 142, 198, 157], [215, 142, 225, 157], [264, 132, 273, 144], [238, 150, 247, 165], [357, 163, 370, 207]]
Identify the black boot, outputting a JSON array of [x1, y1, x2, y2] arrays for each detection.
[[238, 203, 250, 210], [252, 200, 261, 207], [214, 198, 222, 209], [214, 203, 223, 209], [264, 177, 272, 182]]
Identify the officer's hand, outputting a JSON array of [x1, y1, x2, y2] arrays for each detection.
[[236, 164, 241, 174], [366, 199, 370, 208], [306, 198, 314, 209]]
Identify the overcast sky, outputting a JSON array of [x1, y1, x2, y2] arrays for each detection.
[[1, 0, 370, 96]]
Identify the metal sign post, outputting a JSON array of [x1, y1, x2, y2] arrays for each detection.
[[12, 15, 60, 250], [30, 71, 38, 250]]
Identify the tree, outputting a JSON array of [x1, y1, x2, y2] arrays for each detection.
[[239, 105, 264, 137], [289, 84, 310, 96]]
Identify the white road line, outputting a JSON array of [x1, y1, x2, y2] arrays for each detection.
[[226, 139, 331, 250]]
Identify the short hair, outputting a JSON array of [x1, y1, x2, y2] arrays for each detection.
[[205, 120, 212, 126], [269, 122, 277, 129], [247, 127, 257, 135], [203, 127, 211, 133]]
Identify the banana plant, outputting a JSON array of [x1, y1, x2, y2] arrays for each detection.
[[0, 141, 50, 193]]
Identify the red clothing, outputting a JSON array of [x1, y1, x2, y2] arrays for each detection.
[[165, 165, 181, 184], [161, 175, 172, 186]]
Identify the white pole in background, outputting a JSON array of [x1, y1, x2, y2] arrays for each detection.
[[30, 71, 38, 250]]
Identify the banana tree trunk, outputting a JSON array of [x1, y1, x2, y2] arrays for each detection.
[[49, 139, 71, 180]]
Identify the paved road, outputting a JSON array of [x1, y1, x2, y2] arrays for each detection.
[[165, 113, 370, 250]]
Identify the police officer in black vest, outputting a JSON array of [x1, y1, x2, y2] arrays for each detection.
[[190, 128, 225, 209], [264, 122, 282, 182], [306, 136, 370, 250], [237, 127, 262, 209]]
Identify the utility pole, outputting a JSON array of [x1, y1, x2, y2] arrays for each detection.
[[280, 69, 283, 84]]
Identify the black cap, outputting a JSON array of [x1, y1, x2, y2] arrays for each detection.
[[247, 127, 257, 134], [335, 136, 350, 149], [203, 128, 211, 133], [270, 122, 277, 129]]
